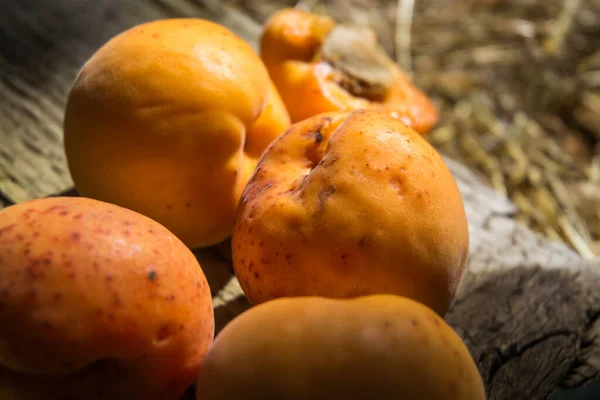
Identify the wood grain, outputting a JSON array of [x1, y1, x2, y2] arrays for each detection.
[[1, 1, 599, 399]]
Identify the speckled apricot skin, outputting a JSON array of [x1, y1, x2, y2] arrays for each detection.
[[260, 8, 439, 134], [195, 295, 485, 399], [0, 197, 214, 400], [64, 18, 291, 249], [232, 110, 469, 315]]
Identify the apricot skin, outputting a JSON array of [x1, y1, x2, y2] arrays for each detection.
[[64, 19, 290, 249], [260, 8, 439, 134], [232, 110, 469, 315], [195, 295, 485, 400], [0, 197, 214, 400]]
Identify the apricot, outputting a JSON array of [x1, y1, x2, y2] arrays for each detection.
[[196, 295, 485, 399], [64, 18, 291, 249], [260, 8, 439, 134], [232, 110, 469, 315], [0, 197, 214, 400]]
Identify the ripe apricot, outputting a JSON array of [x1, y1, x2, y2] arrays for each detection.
[[196, 295, 485, 399], [260, 8, 439, 134], [0, 197, 214, 400], [64, 19, 290, 248], [232, 110, 468, 315]]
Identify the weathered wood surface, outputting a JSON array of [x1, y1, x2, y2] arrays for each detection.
[[1, 1, 599, 399]]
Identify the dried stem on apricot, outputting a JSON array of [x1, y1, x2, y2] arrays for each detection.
[[319, 24, 396, 101]]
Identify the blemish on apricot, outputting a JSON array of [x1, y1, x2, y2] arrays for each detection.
[[42, 205, 65, 214], [317, 185, 336, 213], [156, 324, 172, 341], [148, 271, 157, 281], [71, 232, 81, 241], [22, 209, 36, 218]]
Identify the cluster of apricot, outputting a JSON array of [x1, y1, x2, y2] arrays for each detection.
[[0, 8, 485, 400]]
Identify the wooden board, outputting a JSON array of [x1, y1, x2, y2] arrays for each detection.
[[1, 1, 599, 399]]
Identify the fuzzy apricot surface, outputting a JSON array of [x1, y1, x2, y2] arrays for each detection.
[[64, 18, 290, 248], [232, 110, 469, 315], [196, 295, 485, 399], [0, 197, 214, 400]]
